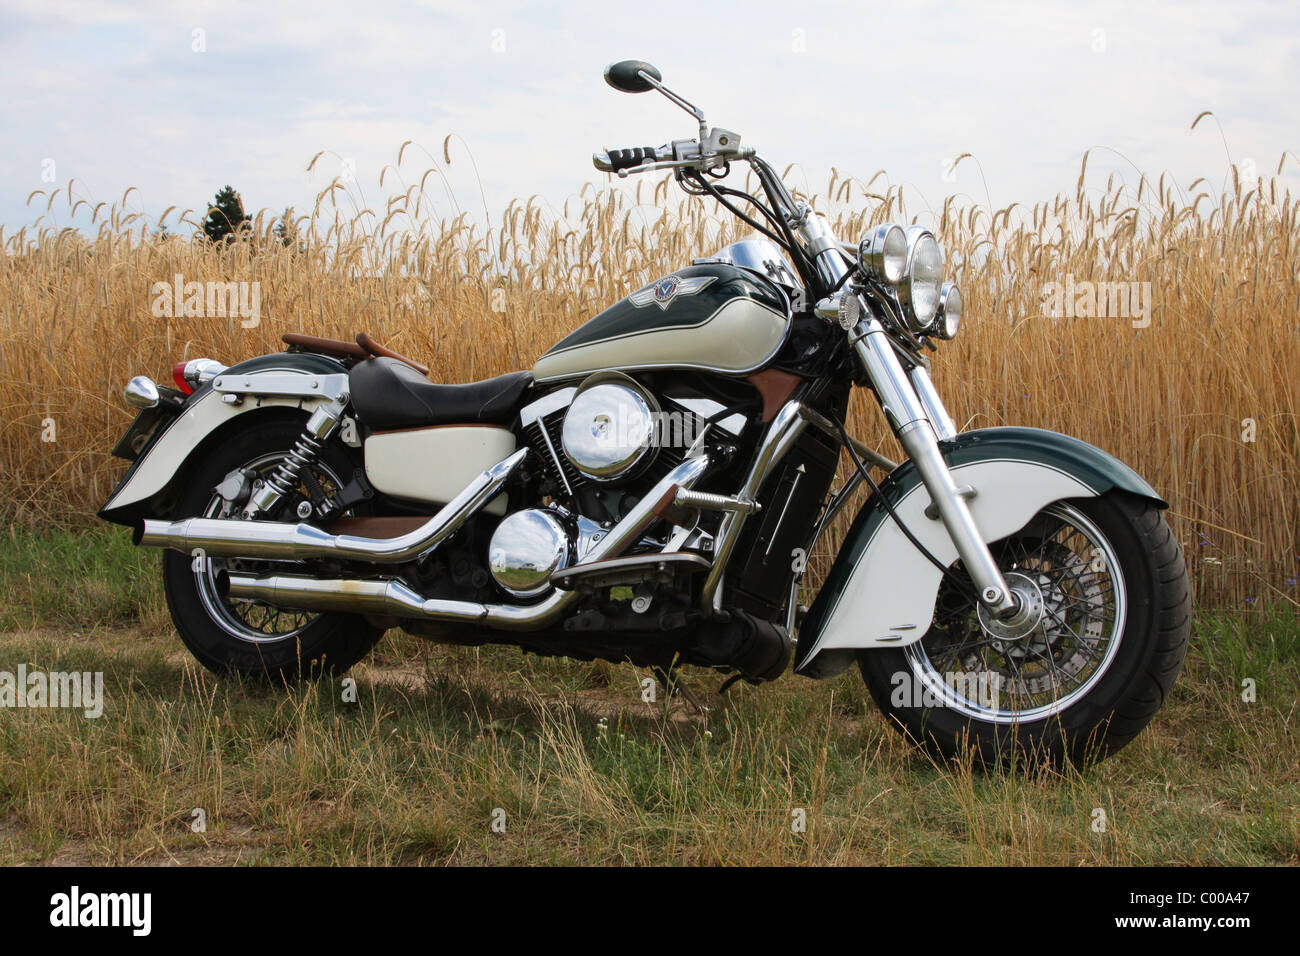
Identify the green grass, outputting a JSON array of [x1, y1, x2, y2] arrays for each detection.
[[0, 528, 1295, 865], [0, 525, 166, 631]]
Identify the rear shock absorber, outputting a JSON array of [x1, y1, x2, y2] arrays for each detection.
[[244, 402, 346, 518]]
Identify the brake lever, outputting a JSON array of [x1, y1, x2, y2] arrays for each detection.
[[593, 129, 750, 178], [614, 157, 708, 178]]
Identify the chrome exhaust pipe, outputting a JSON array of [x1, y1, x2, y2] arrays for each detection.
[[223, 574, 573, 631], [136, 448, 527, 564], [224, 453, 713, 630]]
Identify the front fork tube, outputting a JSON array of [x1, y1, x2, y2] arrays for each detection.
[[849, 318, 1019, 617], [908, 365, 958, 442]]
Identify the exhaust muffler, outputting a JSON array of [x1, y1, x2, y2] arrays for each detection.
[[223, 454, 713, 629], [136, 448, 527, 564]]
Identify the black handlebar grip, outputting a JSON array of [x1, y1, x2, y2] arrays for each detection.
[[606, 146, 658, 171]]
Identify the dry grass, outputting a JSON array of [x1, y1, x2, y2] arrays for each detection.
[[1, 603, 1295, 866], [1, 146, 1296, 604]]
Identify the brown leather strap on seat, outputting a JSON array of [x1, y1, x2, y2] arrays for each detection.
[[282, 332, 368, 361], [356, 332, 430, 376]]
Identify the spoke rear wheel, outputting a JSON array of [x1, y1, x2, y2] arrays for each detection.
[[192, 449, 337, 644], [162, 417, 385, 681]]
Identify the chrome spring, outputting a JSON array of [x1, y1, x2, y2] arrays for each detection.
[[262, 432, 323, 499], [675, 488, 759, 514], [245, 404, 344, 516]]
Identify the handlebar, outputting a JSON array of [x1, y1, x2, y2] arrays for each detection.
[[593, 130, 748, 177], [593, 144, 670, 174], [603, 146, 660, 172], [589, 67, 844, 300]]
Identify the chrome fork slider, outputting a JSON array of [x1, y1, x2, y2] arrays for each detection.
[[848, 310, 1017, 617]]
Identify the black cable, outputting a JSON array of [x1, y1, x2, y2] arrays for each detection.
[[712, 183, 787, 236], [678, 158, 820, 298], [678, 168, 814, 293], [683, 170, 790, 251], [829, 265, 856, 293], [862, 283, 930, 364], [830, 414, 980, 603], [750, 158, 820, 283]]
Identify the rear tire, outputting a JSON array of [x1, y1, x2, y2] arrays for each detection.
[[857, 491, 1190, 766], [162, 418, 384, 682]]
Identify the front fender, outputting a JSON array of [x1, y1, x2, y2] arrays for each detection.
[[793, 427, 1165, 679], [98, 353, 348, 526]]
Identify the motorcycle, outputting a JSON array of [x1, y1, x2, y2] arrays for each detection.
[[100, 60, 1190, 764]]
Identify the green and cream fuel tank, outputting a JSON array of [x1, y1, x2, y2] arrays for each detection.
[[532, 253, 793, 383]]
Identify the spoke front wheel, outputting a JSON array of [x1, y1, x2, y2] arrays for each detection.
[[858, 491, 1191, 766]]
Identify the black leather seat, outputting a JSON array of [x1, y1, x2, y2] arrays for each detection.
[[349, 357, 532, 429]]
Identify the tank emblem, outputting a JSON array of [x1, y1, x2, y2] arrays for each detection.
[[628, 274, 717, 311]]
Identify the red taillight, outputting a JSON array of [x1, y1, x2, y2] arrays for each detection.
[[172, 361, 194, 395], [170, 357, 227, 395]]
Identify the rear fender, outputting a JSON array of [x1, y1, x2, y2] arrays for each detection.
[[793, 427, 1165, 679], [98, 353, 351, 526]]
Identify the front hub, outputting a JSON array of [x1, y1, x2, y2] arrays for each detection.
[[977, 571, 1045, 646]]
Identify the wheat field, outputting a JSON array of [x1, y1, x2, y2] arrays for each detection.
[[1, 146, 1296, 606]]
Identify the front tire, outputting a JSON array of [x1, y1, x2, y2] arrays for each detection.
[[857, 491, 1190, 766], [162, 417, 384, 682]]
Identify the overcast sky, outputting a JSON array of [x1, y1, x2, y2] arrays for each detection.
[[3, 0, 1297, 237]]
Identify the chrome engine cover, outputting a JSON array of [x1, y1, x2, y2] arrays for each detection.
[[487, 508, 572, 598], [560, 377, 659, 482]]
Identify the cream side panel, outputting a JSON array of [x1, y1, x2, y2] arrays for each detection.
[[365, 427, 516, 516], [533, 299, 788, 382]]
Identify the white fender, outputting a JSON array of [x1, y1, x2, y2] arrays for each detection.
[[101, 387, 339, 514], [796, 458, 1096, 668]]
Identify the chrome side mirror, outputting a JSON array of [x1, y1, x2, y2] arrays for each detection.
[[602, 59, 707, 140]]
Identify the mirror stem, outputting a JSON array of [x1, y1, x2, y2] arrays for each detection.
[[638, 71, 709, 144]]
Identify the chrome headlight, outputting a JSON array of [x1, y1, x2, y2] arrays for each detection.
[[934, 282, 962, 339], [897, 227, 944, 333], [858, 223, 907, 283]]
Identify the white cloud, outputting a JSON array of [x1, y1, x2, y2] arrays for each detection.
[[2, 0, 1296, 236]]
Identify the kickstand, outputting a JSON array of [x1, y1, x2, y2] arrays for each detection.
[[717, 674, 745, 696], [652, 664, 712, 717]]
